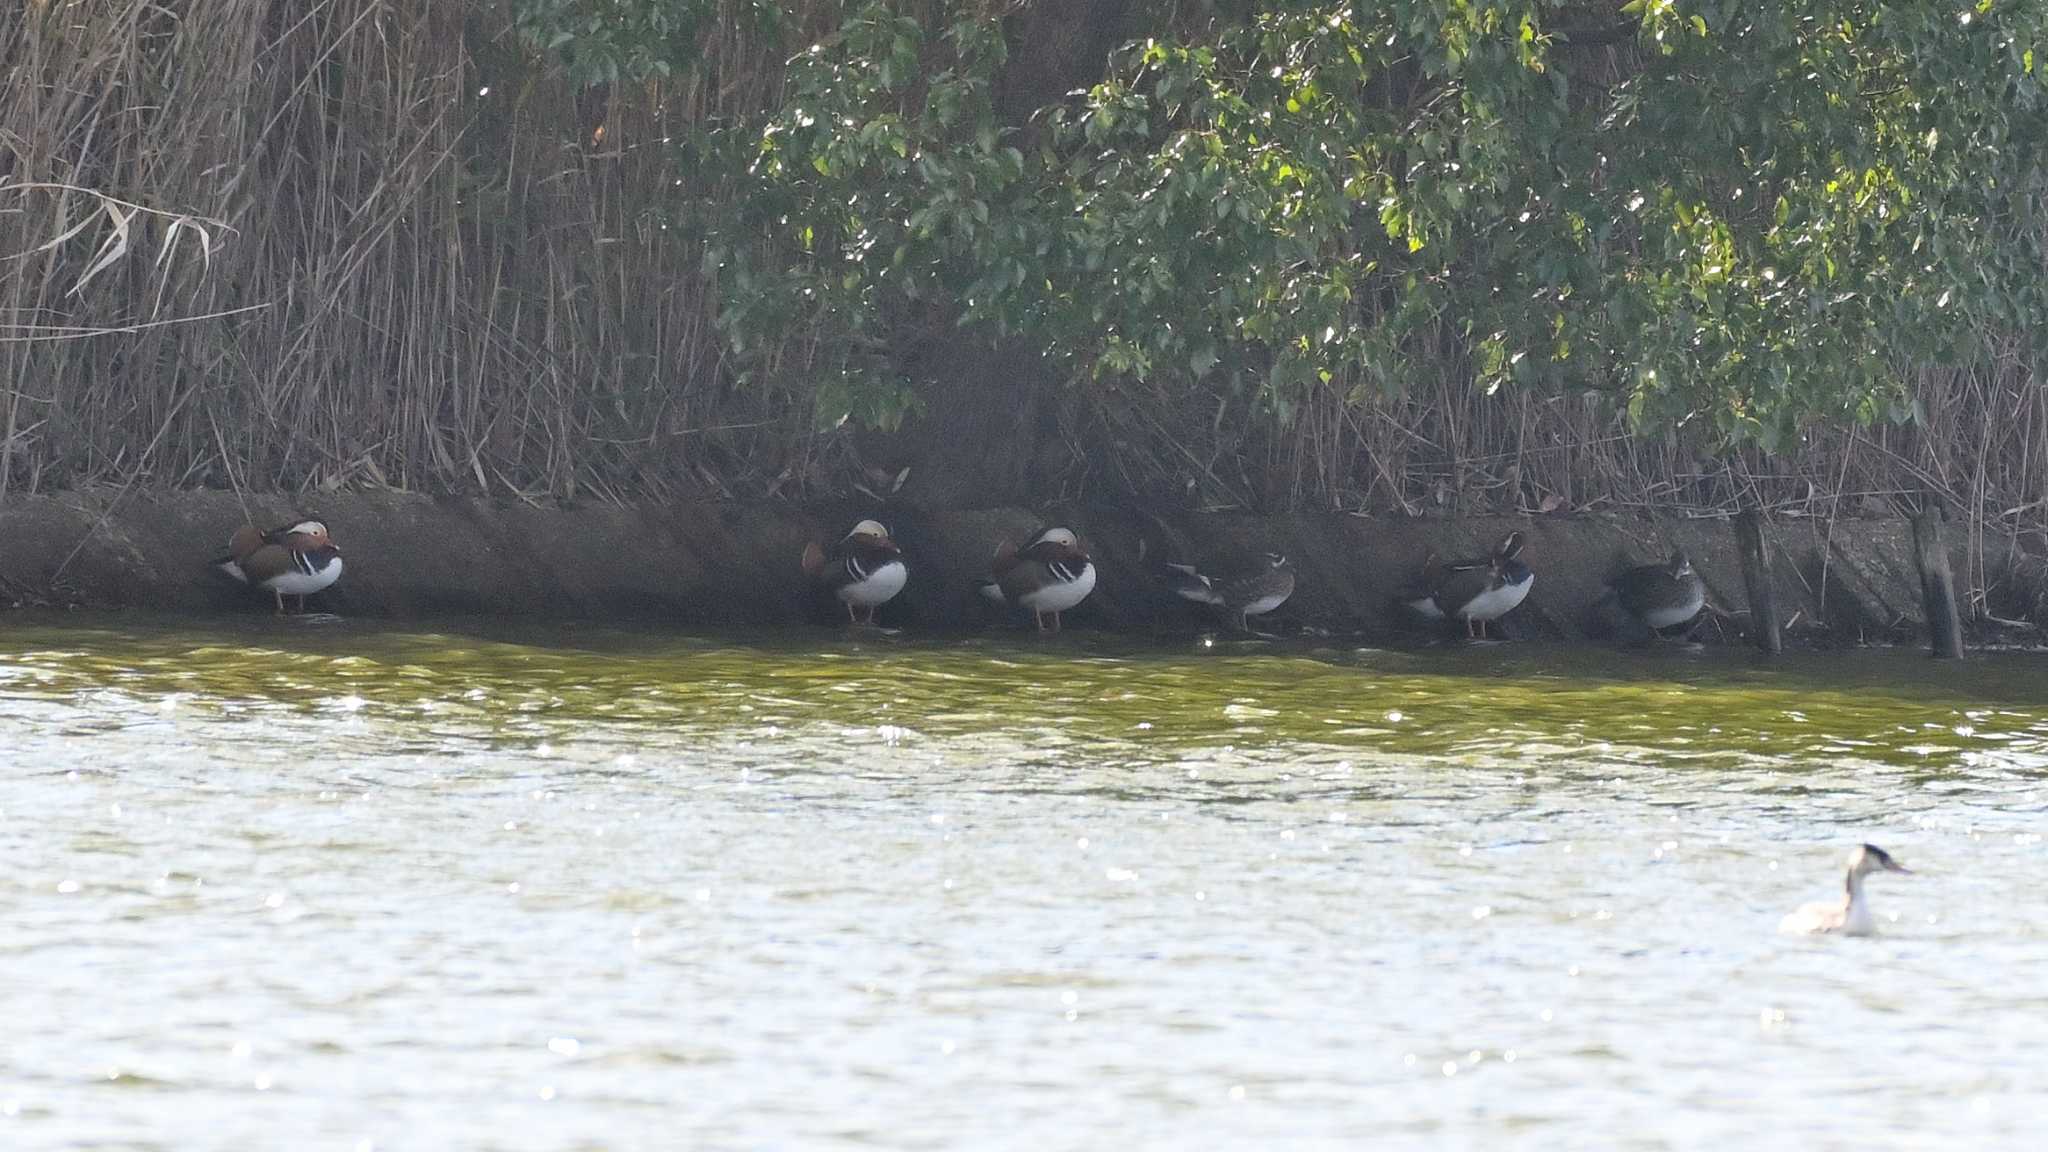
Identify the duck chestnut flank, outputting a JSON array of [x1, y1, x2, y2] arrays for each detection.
[[801, 519, 907, 625], [980, 526, 1096, 633], [214, 520, 344, 614]]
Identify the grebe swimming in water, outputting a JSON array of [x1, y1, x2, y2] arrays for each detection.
[[1779, 843, 1911, 936]]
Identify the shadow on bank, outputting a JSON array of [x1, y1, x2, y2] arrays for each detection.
[[1, 487, 2042, 649]]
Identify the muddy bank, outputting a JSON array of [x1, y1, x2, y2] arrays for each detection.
[[1, 488, 2041, 642]]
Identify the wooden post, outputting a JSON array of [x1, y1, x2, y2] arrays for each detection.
[[1911, 493, 1965, 659], [1734, 510, 1782, 654]]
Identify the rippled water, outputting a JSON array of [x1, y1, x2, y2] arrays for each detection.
[[3, 616, 2047, 1149]]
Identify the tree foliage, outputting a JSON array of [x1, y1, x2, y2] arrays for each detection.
[[514, 0, 2048, 449]]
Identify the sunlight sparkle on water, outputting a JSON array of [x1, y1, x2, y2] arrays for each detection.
[[2, 622, 2045, 1148]]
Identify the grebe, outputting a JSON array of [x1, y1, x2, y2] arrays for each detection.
[[1779, 843, 1911, 936]]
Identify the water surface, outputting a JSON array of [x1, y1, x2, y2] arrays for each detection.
[[3, 617, 2046, 1149]]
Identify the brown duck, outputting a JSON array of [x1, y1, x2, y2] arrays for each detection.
[[978, 526, 1097, 633], [800, 519, 908, 625], [213, 520, 344, 613]]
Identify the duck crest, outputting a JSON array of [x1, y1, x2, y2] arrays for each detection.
[[802, 520, 908, 624], [983, 525, 1096, 632], [212, 518, 344, 614]]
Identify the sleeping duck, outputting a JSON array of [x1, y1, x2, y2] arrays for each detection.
[[979, 526, 1096, 633], [1606, 548, 1705, 636], [213, 520, 344, 614], [801, 519, 908, 625], [1398, 549, 1448, 622], [1163, 552, 1295, 632]]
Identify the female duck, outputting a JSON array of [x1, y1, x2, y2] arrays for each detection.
[[1163, 552, 1295, 632], [1424, 531, 1533, 639], [1607, 548, 1705, 634], [1779, 843, 1911, 936], [979, 526, 1096, 633], [1399, 550, 1447, 622], [801, 519, 907, 624], [214, 520, 344, 614]]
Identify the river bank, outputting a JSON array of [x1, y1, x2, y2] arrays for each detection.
[[0, 487, 2041, 643]]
